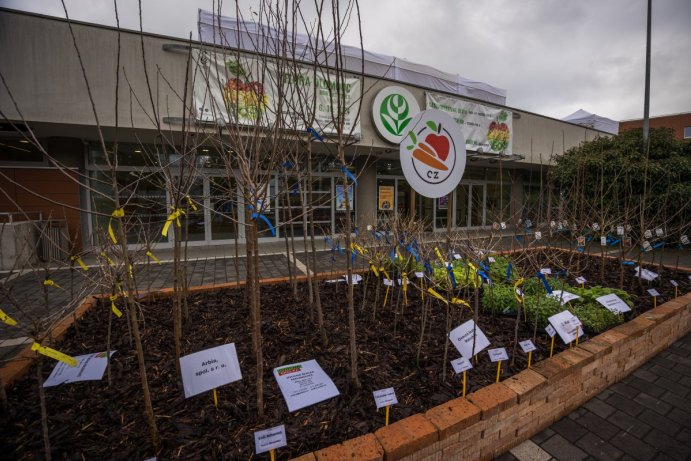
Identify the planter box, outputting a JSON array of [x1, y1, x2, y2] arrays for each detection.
[[293, 292, 691, 461]]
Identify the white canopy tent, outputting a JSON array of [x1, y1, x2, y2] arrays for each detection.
[[197, 9, 507, 106], [562, 109, 619, 135]]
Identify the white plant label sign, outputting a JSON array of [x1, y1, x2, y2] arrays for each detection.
[[635, 267, 658, 281], [655, 228, 664, 237], [681, 235, 689, 245], [179, 344, 243, 398], [592, 223, 600, 231], [617, 226, 624, 236], [449, 319, 491, 360], [373, 387, 398, 409], [642, 240, 652, 251], [540, 268, 552, 275], [488, 348, 509, 362], [670, 280, 678, 287], [44, 351, 115, 388], [273, 360, 340, 412], [535, 231, 542, 240], [545, 324, 556, 338], [644, 229, 653, 239], [596, 293, 631, 314], [254, 425, 287, 455], [600, 236, 607, 246], [500, 222, 507, 230], [647, 288, 660, 297], [548, 311, 584, 344], [488, 257, 496, 263], [450, 356, 473, 374], [547, 290, 580, 306], [415, 271, 425, 279], [575, 276, 587, 285], [400, 109, 467, 198], [519, 340, 537, 353], [383, 278, 394, 286]]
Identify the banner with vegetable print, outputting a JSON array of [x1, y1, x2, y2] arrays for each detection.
[[192, 50, 361, 136], [426, 92, 512, 156]]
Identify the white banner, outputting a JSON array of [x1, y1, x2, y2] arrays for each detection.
[[192, 50, 361, 137], [426, 93, 512, 155]]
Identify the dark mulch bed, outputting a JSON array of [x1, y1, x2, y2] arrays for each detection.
[[1, 250, 689, 460]]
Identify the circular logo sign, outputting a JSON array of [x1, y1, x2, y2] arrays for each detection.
[[372, 86, 420, 144], [399, 109, 466, 199]]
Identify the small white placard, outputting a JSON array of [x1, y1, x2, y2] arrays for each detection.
[[453, 253, 462, 260], [617, 226, 625, 236], [342, 274, 362, 285], [625, 224, 632, 232], [575, 276, 587, 285], [488, 348, 509, 362], [545, 324, 556, 338], [383, 278, 394, 286], [274, 360, 340, 412], [415, 271, 425, 279], [681, 235, 690, 245], [515, 287, 524, 298], [500, 222, 507, 230], [373, 387, 398, 409], [540, 268, 552, 275], [366, 224, 373, 231], [519, 340, 537, 353], [671, 280, 679, 287], [179, 344, 243, 398], [548, 311, 584, 344], [449, 319, 491, 360], [44, 351, 115, 388], [547, 290, 580, 305], [254, 425, 287, 455], [592, 223, 600, 231], [550, 221, 556, 228], [642, 240, 652, 251], [596, 293, 631, 314], [450, 356, 473, 374], [635, 266, 658, 281], [535, 231, 542, 240], [600, 236, 607, 246], [647, 288, 660, 297], [644, 229, 653, 239], [655, 228, 664, 237], [487, 257, 496, 263]]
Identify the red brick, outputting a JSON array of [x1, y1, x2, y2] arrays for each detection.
[[425, 398, 481, 439], [467, 383, 517, 419], [314, 434, 383, 461], [501, 369, 547, 404], [558, 347, 594, 368], [578, 338, 612, 359], [594, 329, 628, 348], [374, 414, 438, 461], [610, 316, 655, 338], [642, 305, 677, 323]]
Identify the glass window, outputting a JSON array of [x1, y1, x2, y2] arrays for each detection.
[[210, 176, 238, 240], [684, 126, 691, 139], [486, 183, 511, 224], [455, 184, 469, 227], [0, 139, 44, 163]]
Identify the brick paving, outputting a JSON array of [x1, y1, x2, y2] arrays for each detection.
[[496, 332, 691, 461]]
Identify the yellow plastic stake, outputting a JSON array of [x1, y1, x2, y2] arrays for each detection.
[[146, 250, 161, 264], [549, 336, 555, 358], [383, 283, 390, 308], [527, 351, 533, 368], [462, 370, 467, 397], [270, 449, 276, 461], [402, 274, 408, 305], [385, 405, 390, 426], [213, 388, 218, 408], [0, 308, 18, 326], [474, 354, 478, 364], [31, 342, 77, 367], [434, 247, 445, 265], [495, 360, 502, 383], [108, 208, 124, 244], [575, 326, 580, 346]]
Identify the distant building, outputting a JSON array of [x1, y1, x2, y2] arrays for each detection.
[[619, 112, 691, 140]]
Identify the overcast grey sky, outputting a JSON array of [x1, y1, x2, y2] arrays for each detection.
[[1, 0, 688, 121]]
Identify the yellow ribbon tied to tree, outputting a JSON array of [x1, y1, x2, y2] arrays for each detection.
[[70, 255, 88, 271], [162, 208, 185, 237], [0, 308, 18, 326], [43, 279, 61, 289], [109, 294, 123, 318], [427, 288, 448, 304], [146, 250, 161, 264], [186, 196, 198, 211], [31, 342, 77, 367], [369, 261, 379, 277], [108, 208, 125, 244]]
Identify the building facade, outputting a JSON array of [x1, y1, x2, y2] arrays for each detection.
[[0, 9, 608, 254], [619, 112, 691, 140]]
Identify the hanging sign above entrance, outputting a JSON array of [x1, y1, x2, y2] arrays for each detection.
[[372, 86, 421, 144], [399, 109, 467, 199]]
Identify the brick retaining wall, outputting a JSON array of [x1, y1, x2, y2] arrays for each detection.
[[292, 293, 691, 461]]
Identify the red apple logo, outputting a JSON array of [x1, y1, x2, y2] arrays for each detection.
[[487, 111, 510, 152], [406, 121, 451, 171]]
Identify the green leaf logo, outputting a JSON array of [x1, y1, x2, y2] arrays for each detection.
[[380, 94, 412, 136]]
